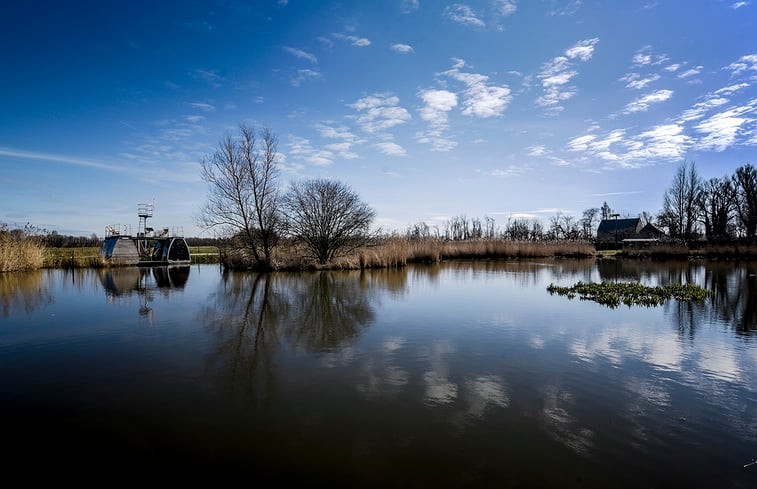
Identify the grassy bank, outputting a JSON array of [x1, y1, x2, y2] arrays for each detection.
[[40, 245, 222, 268], [8, 237, 757, 272]]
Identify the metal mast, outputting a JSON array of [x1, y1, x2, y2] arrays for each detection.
[[137, 201, 154, 258]]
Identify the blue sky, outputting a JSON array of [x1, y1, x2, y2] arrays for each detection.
[[1, 0, 756, 237]]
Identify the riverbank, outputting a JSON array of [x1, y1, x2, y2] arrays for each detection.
[[3, 237, 757, 272]]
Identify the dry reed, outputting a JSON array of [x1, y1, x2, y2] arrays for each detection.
[[0, 232, 46, 272]]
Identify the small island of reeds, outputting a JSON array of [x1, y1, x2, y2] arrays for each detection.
[[546, 280, 709, 308]]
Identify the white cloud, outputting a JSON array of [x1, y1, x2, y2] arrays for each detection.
[[679, 97, 729, 123], [628, 123, 691, 163], [375, 141, 407, 156], [695, 102, 757, 151], [566, 130, 626, 162], [565, 37, 599, 61], [664, 63, 681, 72], [290, 68, 321, 86], [677, 66, 703, 79], [442, 61, 512, 118], [443, 4, 485, 27], [186, 102, 216, 112], [731, 1, 749, 8], [400, 0, 420, 13], [548, 0, 582, 16], [714, 83, 750, 95], [619, 73, 660, 90], [725, 54, 757, 75], [282, 46, 317, 63], [493, 0, 517, 16], [287, 135, 334, 166], [317, 124, 360, 142], [0, 147, 129, 173], [621, 89, 673, 114], [324, 142, 359, 159], [391, 43, 414, 54], [192, 69, 223, 87], [535, 39, 598, 113], [566, 123, 692, 168], [349, 94, 412, 133], [477, 165, 528, 177], [527, 145, 549, 156], [416, 132, 458, 152], [631, 46, 668, 67], [333, 33, 371, 47], [417, 89, 458, 151], [316, 36, 335, 48]]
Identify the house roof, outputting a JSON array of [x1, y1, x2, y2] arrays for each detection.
[[597, 218, 641, 234]]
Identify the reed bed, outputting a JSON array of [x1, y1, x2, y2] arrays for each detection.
[[402, 238, 595, 262], [698, 244, 757, 259], [222, 238, 596, 271], [0, 232, 46, 272]]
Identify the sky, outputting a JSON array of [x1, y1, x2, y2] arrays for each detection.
[[1, 0, 756, 237]]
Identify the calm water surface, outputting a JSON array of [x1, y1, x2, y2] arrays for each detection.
[[1, 259, 756, 487]]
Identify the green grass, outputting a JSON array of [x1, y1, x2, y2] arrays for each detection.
[[547, 280, 709, 308], [42, 245, 221, 267]]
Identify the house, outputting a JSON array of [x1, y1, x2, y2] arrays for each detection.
[[596, 218, 643, 243], [638, 222, 666, 239]]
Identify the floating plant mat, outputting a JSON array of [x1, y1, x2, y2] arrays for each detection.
[[546, 281, 709, 308]]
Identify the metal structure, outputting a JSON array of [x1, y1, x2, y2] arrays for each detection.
[[137, 202, 155, 258], [99, 202, 190, 266]]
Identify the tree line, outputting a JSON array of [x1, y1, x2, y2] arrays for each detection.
[[657, 161, 757, 243], [197, 124, 375, 269]]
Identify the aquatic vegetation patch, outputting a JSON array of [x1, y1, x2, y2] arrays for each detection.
[[546, 281, 709, 308]]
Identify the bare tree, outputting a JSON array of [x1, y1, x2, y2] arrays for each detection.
[[638, 211, 655, 226], [198, 124, 282, 269], [505, 218, 530, 241], [407, 221, 431, 240], [600, 201, 614, 220], [580, 207, 600, 240], [283, 178, 376, 264], [658, 161, 701, 240], [699, 177, 736, 243], [484, 216, 497, 239], [734, 163, 757, 241]]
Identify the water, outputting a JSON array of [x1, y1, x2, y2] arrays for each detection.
[[1, 259, 755, 487]]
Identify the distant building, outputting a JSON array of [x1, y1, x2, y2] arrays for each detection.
[[638, 222, 666, 239], [596, 218, 667, 249], [596, 218, 644, 243]]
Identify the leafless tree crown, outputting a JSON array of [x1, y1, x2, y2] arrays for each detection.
[[198, 124, 281, 267], [283, 179, 375, 264]]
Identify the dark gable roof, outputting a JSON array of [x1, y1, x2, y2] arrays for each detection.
[[596, 217, 644, 242], [639, 222, 666, 237], [597, 218, 641, 234]]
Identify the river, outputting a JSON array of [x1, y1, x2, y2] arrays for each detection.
[[1, 259, 755, 487]]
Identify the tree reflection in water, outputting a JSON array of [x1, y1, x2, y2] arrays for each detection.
[[201, 269, 406, 403], [593, 257, 757, 336]]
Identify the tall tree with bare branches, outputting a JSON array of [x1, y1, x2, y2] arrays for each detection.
[[198, 124, 282, 269], [658, 161, 702, 240], [734, 163, 757, 241], [698, 176, 736, 243], [283, 179, 375, 264]]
